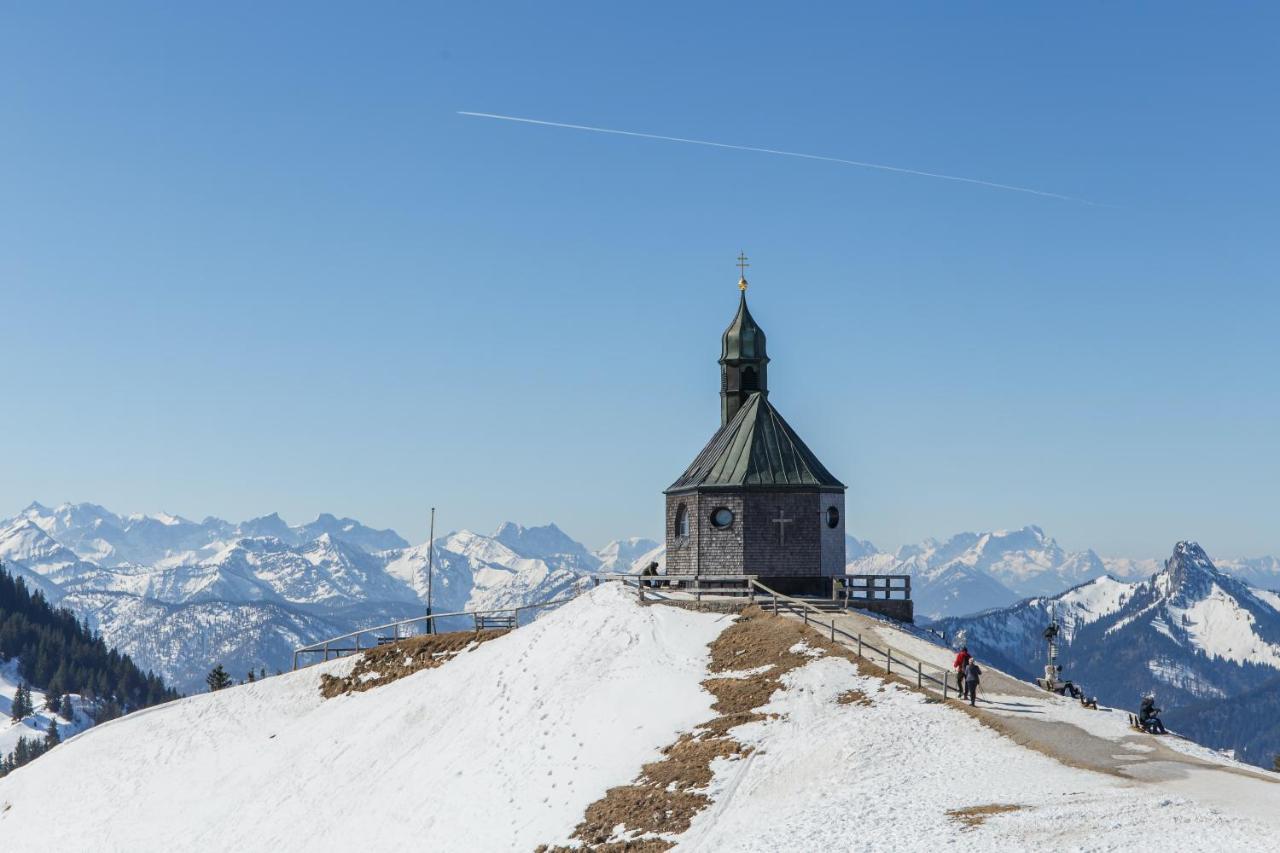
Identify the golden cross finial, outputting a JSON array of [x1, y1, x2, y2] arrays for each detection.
[[736, 252, 749, 290]]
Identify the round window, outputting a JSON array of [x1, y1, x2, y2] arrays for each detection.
[[710, 507, 735, 528], [826, 507, 840, 529]]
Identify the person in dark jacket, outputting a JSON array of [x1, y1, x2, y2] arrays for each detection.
[[1138, 696, 1166, 734], [964, 659, 982, 706], [953, 647, 972, 698]]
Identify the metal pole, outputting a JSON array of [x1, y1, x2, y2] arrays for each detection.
[[425, 507, 436, 635]]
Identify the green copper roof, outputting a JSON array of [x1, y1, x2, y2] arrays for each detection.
[[720, 293, 768, 362], [666, 392, 845, 492]]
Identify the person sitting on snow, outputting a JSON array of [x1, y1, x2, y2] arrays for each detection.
[[1138, 696, 1166, 734]]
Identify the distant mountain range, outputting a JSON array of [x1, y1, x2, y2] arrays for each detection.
[[932, 542, 1280, 768], [6, 500, 1277, 699], [0, 503, 657, 693], [843, 525, 1280, 620]]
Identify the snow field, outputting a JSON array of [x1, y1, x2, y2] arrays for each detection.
[[680, 656, 1280, 852], [0, 584, 731, 852]]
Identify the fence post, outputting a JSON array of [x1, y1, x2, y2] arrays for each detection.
[[943, 672, 949, 699], [830, 621, 835, 642], [857, 635, 862, 658], [772, 594, 778, 614], [323, 641, 330, 662], [917, 661, 922, 688], [354, 633, 360, 653], [886, 647, 892, 674], [803, 610, 808, 626], [292, 651, 298, 671]]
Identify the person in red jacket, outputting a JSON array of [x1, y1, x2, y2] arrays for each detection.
[[953, 646, 972, 698]]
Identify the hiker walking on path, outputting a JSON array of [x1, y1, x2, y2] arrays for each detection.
[[953, 646, 972, 698], [964, 659, 982, 706]]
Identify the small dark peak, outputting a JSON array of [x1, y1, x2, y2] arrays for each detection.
[[1160, 540, 1220, 601]]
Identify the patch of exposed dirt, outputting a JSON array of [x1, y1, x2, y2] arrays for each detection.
[[837, 688, 872, 706], [946, 803, 1025, 830], [543, 606, 875, 852], [318, 629, 507, 698]]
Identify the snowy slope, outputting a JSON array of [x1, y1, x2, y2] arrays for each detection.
[[0, 585, 728, 851], [3, 586, 1278, 852]]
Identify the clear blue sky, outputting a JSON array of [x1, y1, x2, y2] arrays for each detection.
[[3, 3, 1278, 557]]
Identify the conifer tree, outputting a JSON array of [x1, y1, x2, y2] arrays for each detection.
[[205, 664, 232, 692], [45, 688, 62, 713], [11, 682, 30, 720], [44, 718, 60, 749], [59, 694, 74, 721], [246, 670, 256, 683]]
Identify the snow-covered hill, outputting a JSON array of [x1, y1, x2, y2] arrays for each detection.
[[2, 584, 1276, 851], [0, 504, 642, 693], [933, 542, 1280, 766]]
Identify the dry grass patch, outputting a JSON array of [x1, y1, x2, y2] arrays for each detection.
[[837, 688, 872, 706], [545, 606, 876, 851], [946, 803, 1025, 830], [318, 629, 507, 698]]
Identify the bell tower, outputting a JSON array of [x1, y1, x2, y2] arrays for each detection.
[[720, 253, 769, 425]]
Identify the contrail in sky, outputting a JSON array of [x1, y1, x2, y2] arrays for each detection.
[[458, 111, 1095, 205]]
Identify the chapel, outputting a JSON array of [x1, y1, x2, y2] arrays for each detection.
[[664, 258, 846, 595]]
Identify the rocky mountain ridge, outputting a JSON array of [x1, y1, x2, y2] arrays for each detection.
[[1, 503, 654, 693]]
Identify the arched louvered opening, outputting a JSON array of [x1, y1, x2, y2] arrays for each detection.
[[675, 504, 690, 538]]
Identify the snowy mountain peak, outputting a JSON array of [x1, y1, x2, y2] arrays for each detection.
[[1168, 541, 1218, 576], [493, 522, 600, 570], [238, 512, 293, 540], [1157, 541, 1225, 603], [593, 537, 661, 573]]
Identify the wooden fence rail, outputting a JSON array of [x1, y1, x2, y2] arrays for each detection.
[[749, 579, 952, 697], [291, 589, 585, 671]]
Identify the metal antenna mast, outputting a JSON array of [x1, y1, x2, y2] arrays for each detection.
[[1044, 601, 1060, 678], [425, 507, 436, 635]]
